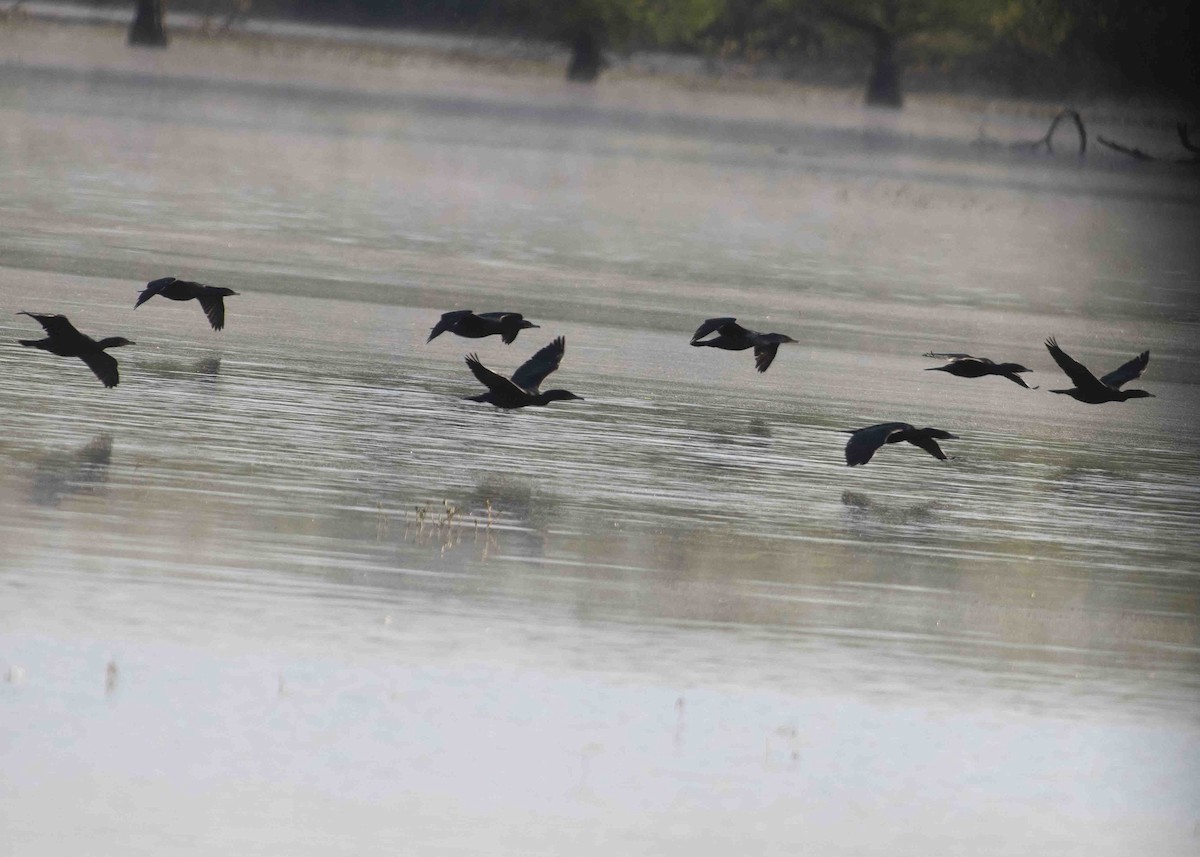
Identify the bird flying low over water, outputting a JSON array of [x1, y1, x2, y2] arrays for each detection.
[[1044, 337, 1152, 404], [842, 422, 958, 466], [18, 312, 134, 388], [135, 277, 238, 331], [465, 336, 583, 409], [924, 352, 1036, 389], [689, 317, 797, 373], [428, 310, 539, 344]]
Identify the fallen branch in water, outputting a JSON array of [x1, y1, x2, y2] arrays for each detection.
[[973, 108, 1087, 156], [1096, 123, 1200, 163], [1096, 135, 1155, 160], [1012, 108, 1087, 155]]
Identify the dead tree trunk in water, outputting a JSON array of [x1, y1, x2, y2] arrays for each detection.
[[818, 2, 903, 108], [129, 0, 168, 47], [865, 29, 902, 108], [566, 27, 605, 82]]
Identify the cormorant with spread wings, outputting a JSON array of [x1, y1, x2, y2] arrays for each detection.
[[1044, 337, 1152, 404], [689, 317, 797, 373], [18, 312, 135, 388], [465, 336, 583, 408], [842, 422, 958, 466], [135, 277, 238, 331], [429, 310, 539, 344]]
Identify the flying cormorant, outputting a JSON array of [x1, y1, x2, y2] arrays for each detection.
[[135, 277, 238, 331], [924, 352, 1036, 388], [690, 317, 797, 373], [843, 422, 958, 466], [1044, 337, 1153, 404], [18, 312, 134, 388], [428, 310, 539, 344], [465, 336, 582, 408]]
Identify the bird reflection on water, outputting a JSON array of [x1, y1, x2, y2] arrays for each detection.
[[29, 434, 113, 508], [841, 490, 939, 526]]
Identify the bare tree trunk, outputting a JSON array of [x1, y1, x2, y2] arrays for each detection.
[[817, 1, 903, 108], [865, 30, 902, 107], [129, 0, 168, 48], [566, 28, 605, 82]]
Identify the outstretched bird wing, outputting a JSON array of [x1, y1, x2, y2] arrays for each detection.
[[477, 311, 522, 321], [1045, 337, 1102, 389], [428, 310, 474, 343], [843, 422, 911, 466], [691, 317, 744, 342], [465, 353, 527, 404], [906, 433, 950, 461], [1002, 372, 1035, 389], [923, 351, 976, 360], [1099, 350, 1150, 389], [511, 336, 565, 392], [19, 311, 84, 339], [197, 296, 227, 331], [754, 344, 780, 373], [134, 277, 176, 308], [79, 351, 120, 388]]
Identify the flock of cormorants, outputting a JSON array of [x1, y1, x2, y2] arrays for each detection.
[[18, 282, 1154, 467]]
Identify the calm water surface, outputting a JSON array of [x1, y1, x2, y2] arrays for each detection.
[[2, 25, 1199, 856]]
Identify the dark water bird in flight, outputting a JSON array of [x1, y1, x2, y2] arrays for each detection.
[[429, 310, 539, 344], [1044, 337, 1152, 404], [842, 422, 958, 466], [690, 317, 797, 373], [18, 312, 134, 388], [924, 352, 1037, 389], [135, 277, 238, 330], [465, 336, 583, 408]]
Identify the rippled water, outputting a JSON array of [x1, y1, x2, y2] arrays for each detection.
[[2, 22, 1199, 856]]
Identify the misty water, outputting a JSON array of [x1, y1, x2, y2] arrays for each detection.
[[2, 22, 1199, 856]]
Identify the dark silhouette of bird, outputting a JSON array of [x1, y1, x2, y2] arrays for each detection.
[[1044, 337, 1153, 404], [18, 312, 134, 388], [924, 352, 1037, 389], [135, 277, 238, 330], [428, 310, 539, 344], [465, 336, 583, 408], [690, 317, 797, 373], [842, 422, 958, 466]]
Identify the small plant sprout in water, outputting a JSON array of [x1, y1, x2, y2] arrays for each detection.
[[402, 498, 498, 558]]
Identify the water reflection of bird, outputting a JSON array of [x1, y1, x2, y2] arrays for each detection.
[[924, 352, 1036, 388], [18, 312, 134, 388], [135, 277, 238, 331], [428, 310, 539, 344], [465, 336, 583, 408], [841, 491, 938, 524], [30, 434, 113, 507], [1044, 337, 1153, 404], [842, 422, 958, 466], [689, 317, 797, 373]]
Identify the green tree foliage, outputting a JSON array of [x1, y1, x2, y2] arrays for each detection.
[[708, 0, 1198, 104]]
